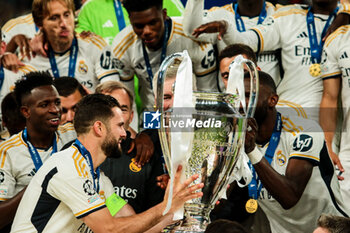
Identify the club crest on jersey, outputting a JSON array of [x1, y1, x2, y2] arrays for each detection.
[[0, 171, 4, 183], [276, 150, 286, 166], [78, 60, 88, 74], [293, 134, 313, 152], [129, 158, 141, 173], [83, 180, 96, 196]]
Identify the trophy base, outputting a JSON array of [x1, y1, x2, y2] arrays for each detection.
[[163, 203, 212, 233]]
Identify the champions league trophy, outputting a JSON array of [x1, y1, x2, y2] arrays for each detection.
[[156, 51, 259, 232]]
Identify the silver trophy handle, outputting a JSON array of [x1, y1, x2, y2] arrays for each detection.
[[229, 59, 259, 118], [156, 52, 184, 176]]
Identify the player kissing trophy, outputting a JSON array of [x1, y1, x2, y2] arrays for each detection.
[[155, 50, 259, 232]]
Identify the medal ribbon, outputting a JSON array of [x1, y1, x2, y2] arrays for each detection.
[[0, 65, 4, 91], [113, 0, 126, 32], [306, 6, 338, 64], [142, 19, 170, 90], [234, 1, 267, 32], [48, 37, 79, 78], [23, 128, 58, 171], [74, 139, 100, 193], [248, 112, 282, 200]]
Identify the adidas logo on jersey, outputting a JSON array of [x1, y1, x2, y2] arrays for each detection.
[[102, 20, 114, 28], [297, 32, 308, 38], [28, 168, 37, 177], [340, 51, 349, 59]]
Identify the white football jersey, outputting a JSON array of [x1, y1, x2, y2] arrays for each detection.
[[0, 124, 76, 200], [256, 113, 348, 233], [22, 34, 119, 91], [321, 25, 350, 208], [183, 1, 281, 86], [222, 4, 347, 122], [111, 17, 219, 112], [1, 13, 37, 44], [11, 145, 115, 233]]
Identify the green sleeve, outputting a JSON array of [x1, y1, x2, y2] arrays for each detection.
[[164, 0, 184, 16], [76, 3, 94, 33]]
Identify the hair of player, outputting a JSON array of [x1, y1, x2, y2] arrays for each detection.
[[1, 92, 26, 136], [123, 0, 163, 13], [32, 0, 75, 26], [54, 77, 88, 98], [95, 81, 134, 107], [244, 70, 276, 94], [204, 219, 249, 233], [14, 71, 54, 106], [317, 214, 350, 233], [74, 94, 121, 135], [218, 43, 257, 65]]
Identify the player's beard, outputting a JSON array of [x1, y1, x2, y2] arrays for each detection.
[[102, 133, 123, 159]]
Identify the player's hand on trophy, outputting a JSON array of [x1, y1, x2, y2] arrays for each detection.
[[1, 52, 25, 73], [244, 118, 258, 154], [133, 132, 154, 167], [5, 34, 32, 60], [192, 20, 228, 40], [156, 174, 170, 190], [164, 165, 204, 213]]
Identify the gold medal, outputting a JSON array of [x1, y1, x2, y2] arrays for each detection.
[[309, 63, 321, 77], [245, 198, 258, 213]]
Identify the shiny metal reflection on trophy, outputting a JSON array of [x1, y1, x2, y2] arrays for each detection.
[[155, 50, 259, 233]]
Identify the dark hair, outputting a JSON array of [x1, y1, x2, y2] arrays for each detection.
[[205, 219, 249, 233], [95, 81, 134, 107], [317, 214, 350, 233], [219, 44, 257, 65], [14, 71, 54, 106], [32, 0, 75, 27], [245, 70, 276, 94], [1, 92, 26, 136], [74, 94, 121, 135], [54, 77, 87, 97], [123, 0, 163, 13]]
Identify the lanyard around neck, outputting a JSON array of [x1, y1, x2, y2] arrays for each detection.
[[48, 37, 78, 78], [113, 0, 126, 32], [23, 128, 57, 171], [74, 139, 100, 193], [306, 6, 338, 64], [0, 66, 4, 91], [234, 1, 267, 32], [142, 19, 170, 90], [248, 112, 282, 199]]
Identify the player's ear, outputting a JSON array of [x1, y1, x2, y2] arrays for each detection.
[[92, 121, 104, 137], [20, 106, 30, 119], [268, 94, 279, 107]]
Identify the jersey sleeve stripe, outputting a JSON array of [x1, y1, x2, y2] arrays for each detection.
[[97, 70, 119, 80], [91, 35, 107, 47], [273, 9, 307, 19], [282, 117, 304, 133], [2, 17, 34, 33], [116, 37, 137, 60], [112, 32, 135, 55], [324, 26, 349, 47], [0, 138, 22, 168], [278, 100, 308, 118], [322, 72, 342, 80], [75, 202, 106, 219], [72, 149, 83, 177], [289, 153, 320, 162]]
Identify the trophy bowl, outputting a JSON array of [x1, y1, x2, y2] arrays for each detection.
[[156, 52, 258, 232]]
